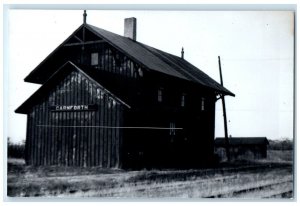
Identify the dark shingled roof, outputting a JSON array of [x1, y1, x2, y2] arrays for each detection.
[[87, 24, 234, 96], [215, 137, 269, 146], [24, 23, 234, 96]]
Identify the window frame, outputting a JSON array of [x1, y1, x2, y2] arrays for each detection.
[[91, 52, 99, 66], [181, 93, 186, 107], [169, 122, 176, 136], [201, 97, 205, 111], [158, 88, 163, 102]]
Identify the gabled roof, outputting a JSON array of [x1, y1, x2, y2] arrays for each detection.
[[16, 61, 130, 114], [215, 137, 269, 146], [140, 43, 233, 95], [25, 23, 234, 96], [86, 24, 234, 96]]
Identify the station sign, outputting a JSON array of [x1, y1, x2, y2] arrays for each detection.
[[50, 104, 98, 112]]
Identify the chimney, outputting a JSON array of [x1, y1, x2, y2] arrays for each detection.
[[124, 17, 137, 41]]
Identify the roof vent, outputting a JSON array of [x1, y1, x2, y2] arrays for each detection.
[[181, 47, 184, 59], [124, 17, 137, 41]]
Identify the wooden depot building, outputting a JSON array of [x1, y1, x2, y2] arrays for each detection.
[[15, 12, 234, 169]]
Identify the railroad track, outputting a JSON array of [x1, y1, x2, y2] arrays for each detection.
[[205, 179, 293, 198], [81, 164, 293, 198], [14, 162, 292, 198], [124, 162, 292, 184]]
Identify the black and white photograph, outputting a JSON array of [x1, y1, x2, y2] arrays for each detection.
[[4, 5, 295, 200]]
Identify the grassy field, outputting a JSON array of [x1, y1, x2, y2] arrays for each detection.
[[7, 150, 293, 199]]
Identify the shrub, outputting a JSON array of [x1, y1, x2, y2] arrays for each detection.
[[7, 137, 25, 159], [268, 138, 293, 150]]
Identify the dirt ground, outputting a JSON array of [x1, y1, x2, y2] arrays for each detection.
[[6, 154, 293, 199]]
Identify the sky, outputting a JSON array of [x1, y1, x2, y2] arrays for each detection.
[[5, 9, 294, 143]]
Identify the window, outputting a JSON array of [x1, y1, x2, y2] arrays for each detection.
[[201, 97, 205, 111], [181, 93, 186, 107], [138, 68, 143, 77], [158, 88, 163, 102], [169, 122, 176, 136], [91, 52, 99, 66]]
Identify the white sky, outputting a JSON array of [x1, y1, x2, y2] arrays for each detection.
[[6, 9, 294, 143]]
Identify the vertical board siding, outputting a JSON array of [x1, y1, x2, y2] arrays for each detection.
[[94, 89, 99, 166], [111, 100, 116, 168], [90, 43, 140, 79], [41, 102, 46, 165], [103, 94, 108, 167], [34, 110, 38, 165], [107, 98, 111, 168], [26, 70, 124, 167], [99, 91, 104, 167], [115, 103, 120, 167]]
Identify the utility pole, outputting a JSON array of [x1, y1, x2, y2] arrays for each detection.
[[218, 56, 231, 162]]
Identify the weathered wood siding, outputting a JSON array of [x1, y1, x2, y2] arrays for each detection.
[[25, 71, 124, 167], [88, 42, 140, 79], [121, 71, 218, 168]]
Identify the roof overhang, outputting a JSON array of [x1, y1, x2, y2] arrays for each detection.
[[16, 61, 131, 114]]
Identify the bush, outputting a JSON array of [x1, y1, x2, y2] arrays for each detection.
[[268, 138, 293, 150], [8, 138, 25, 159]]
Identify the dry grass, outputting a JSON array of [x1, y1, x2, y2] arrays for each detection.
[[7, 154, 293, 199], [266, 150, 293, 162]]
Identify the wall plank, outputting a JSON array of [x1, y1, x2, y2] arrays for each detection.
[[99, 91, 104, 167], [111, 100, 116, 167], [115, 104, 120, 168], [103, 94, 108, 168]]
